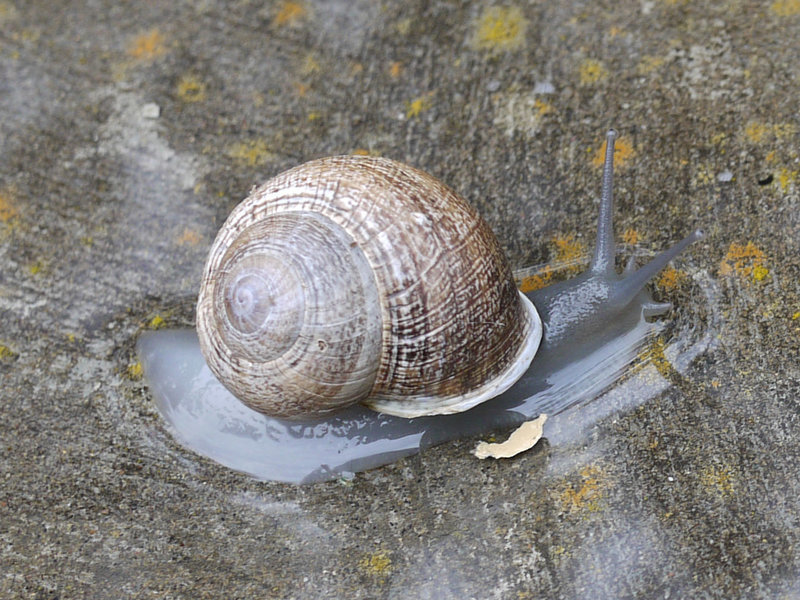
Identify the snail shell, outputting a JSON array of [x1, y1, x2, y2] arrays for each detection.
[[196, 156, 542, 420]]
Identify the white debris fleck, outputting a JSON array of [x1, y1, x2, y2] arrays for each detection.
[[533, 80, 555, 94], [142, 102, 161, 119], [473, 414, 547, 459], [717, 170, 733, 182]]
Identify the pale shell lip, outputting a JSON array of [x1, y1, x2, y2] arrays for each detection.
[[365, 291, 543, 418]]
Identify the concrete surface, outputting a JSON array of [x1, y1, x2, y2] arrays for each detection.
[[1, 0, 799, 598]]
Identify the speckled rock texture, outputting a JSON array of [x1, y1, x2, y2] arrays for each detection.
[[1, 1, 798, 598]]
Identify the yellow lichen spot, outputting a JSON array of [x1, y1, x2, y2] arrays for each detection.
[[307, 111, 321, 122], [578, 58, 609, 86], [719, 241, 769, 282], [693, 164, 714, 186], [389, 61, 403, 78], [300, 54, 321, 76], [0, 344, 16, 361], [148, 315, 165, 329], [765, 150, 777, 163], [638, 337, 674, 379], [176, 74, 206, 103], [0, 2, 19, 23], [771, 0, 800, 16], [351, 148, 371, 156], [658, 266, 687, 292], [227, 139, 274, 166], [176, 227, 202, 246], [395, 18, 412, 36], [752, 264, 769, 281], [776, 166, 798, 192], [592, 135, 634, 168], [711, 379, 721, 388], [472, 6, 528, 52], [744, 120, 768, 143], [273, 1, 307, 26], [127, 361, 143, 379], [621, 228, 639, 245], [710, 132, 727, 146], [79, 236, 94, 246], [0, 191, 18, 223], [405, 92, 434, 119], [360, 550, 392, 576], [28, 260, 44, 275], [773, 122, 797, 138], [127, 29, 166, 60], [558, 465, 605, 512], [744, 120, 797, 143], [637, 55, 665, 75], [700, 465, 735, 495]]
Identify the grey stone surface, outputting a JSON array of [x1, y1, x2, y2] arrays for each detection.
[[1, 1, 799, 598]]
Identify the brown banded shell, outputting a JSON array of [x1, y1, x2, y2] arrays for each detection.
[[196, 156, 542, 420]]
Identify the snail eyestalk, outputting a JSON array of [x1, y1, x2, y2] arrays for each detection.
[[591, 128, 618, 275]]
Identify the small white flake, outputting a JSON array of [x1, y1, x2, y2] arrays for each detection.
[[142, 102, 161, 119]]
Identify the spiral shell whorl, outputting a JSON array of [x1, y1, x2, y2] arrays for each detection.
[[197, 156, 541, 419]]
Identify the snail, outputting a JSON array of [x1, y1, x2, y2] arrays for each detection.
[[195, 129, 702, 421], [137, 129, 704, 483]]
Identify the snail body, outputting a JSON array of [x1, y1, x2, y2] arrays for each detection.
[[196, 130, 702, 423]]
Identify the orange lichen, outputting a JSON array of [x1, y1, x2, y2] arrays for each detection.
[[578, 59, 609, 85], [553, 234, 586, 272], [176, 228, 202, 246], [273, 1, 307, 26], [0, 191, 18, 223], [127, 29, 166, 60], [621, 228, 639, 245], [592, 135, 634, 168], [472, 6, 528, 52], [719, 241, 769, 282], [176, 74, 206, 103], [293, 82, 309, 97], [658, 266, 687, 292], [389, 61, 403, 78], [558, 465, 605, 512], [518, 266, 554, 293]]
